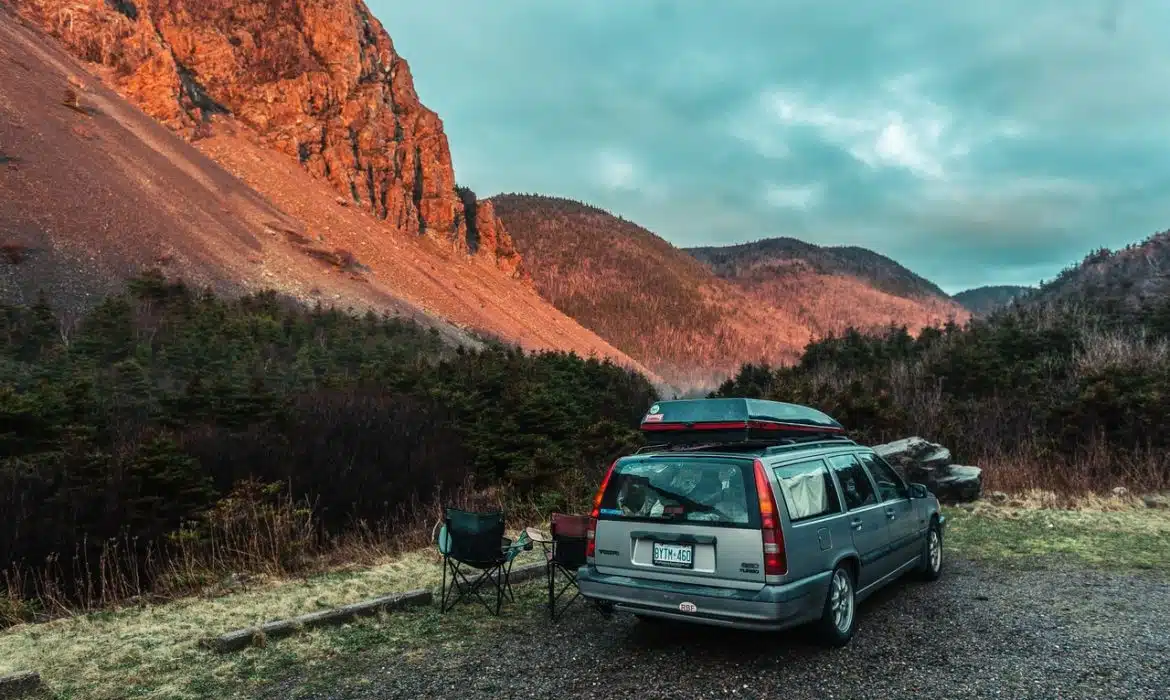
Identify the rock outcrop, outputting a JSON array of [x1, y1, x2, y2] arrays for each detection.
[[873, 437, 983, 503], [10, 0, 526, 279]]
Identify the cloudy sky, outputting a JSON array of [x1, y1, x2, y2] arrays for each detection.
[[373, 0, 1170, 294]]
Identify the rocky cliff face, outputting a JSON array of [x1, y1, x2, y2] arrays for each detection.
[[10, 0, 526, 278]]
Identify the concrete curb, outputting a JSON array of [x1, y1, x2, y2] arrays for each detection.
[[507, 561, 548, 585], [0, 671, 41, 698], [202, 588, 432, 653]]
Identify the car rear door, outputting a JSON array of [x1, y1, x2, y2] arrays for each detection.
[[826, 453, 895, 589], [857, 451, 921, 568], [591, 455, 766, 591], [770, 457, 851, 584]]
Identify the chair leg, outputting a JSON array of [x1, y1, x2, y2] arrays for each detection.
[[444, 558, 504, 616], [549, 565, 582, 621], [502, 557, 517, 603], [546, 559, 555, 620], [495, 564, 504, 615], [441, 554, 464, 614]]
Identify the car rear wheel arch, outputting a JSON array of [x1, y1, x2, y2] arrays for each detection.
[[833, 554, 860, 588]]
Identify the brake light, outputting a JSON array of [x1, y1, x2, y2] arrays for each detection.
[[753, 459, 787, 576], [586, 460, 617, 560]]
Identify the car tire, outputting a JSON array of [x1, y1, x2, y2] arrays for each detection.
[[917, 520, 943, 581], [815, 563, 856, 647]]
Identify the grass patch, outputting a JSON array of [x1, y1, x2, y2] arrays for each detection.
[[249, 583, 559, 700], [0, 540, 542, 699], [943, 502, 1170, 573]]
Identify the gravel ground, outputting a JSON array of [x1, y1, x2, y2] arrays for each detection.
[[258, 558, 1170, 700]]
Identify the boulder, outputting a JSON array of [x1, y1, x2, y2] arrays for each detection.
[[872, 436, 983, 503], [1143, 494, 1169, 510], [934, 466, 984, 503]]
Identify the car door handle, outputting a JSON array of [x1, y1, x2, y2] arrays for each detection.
[[885, 508, 897, 520], [849, 518, 864, 531]]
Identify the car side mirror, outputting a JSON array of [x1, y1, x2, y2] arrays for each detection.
[[909, 483, 929, 499]]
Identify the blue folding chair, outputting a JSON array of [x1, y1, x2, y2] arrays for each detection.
[[435, 507, 530, 615]]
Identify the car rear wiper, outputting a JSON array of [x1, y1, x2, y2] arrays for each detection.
[[638, 479, 734, 521]]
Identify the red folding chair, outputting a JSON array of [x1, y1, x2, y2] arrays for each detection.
[[544, 513, 589, 621]]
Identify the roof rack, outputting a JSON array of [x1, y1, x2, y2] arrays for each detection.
[[763, 435, 857, 454], [634, 434, 856, 456]]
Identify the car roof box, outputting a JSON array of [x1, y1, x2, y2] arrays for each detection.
[[639, 397, 845, 445]]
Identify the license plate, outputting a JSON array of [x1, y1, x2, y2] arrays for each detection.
[[652, 542, 694, 569]]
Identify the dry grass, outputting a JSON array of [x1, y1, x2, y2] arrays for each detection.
[[977, 488, 1150, 512], [974, 444, 1170, 496], [0, 528, 543, 699], [1074, 328, 1170, 372], [1, 478, 552, 628]]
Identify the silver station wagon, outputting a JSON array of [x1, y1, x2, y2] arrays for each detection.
[[577, 398, 945, 646]]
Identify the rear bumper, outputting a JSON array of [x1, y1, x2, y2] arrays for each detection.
[[577, 567, 830, 631]]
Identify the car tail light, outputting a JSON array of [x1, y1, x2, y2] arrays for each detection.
[[586, 460, 617, 560], [753, 459, 787, 576]]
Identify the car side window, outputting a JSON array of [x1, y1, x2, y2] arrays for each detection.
[[773, 459, 842, 523], [826, 454, 878, 510], [858, 453, 908, 502]]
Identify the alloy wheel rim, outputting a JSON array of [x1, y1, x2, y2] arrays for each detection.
[[929, 530, 941, 572], [830, 569, 853, 633]]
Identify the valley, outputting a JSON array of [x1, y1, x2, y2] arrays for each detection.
[[3, 2, 1170, 699], [2, 0, 984, 392]]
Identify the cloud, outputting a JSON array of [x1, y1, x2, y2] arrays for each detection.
[[747, 76, 981, 180], [375, 0, 1170, 293], [596, 150, 638, 191], [764, 183, 823, 210]]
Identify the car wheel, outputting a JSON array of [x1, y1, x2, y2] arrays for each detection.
[[917, 520, 943, 581], [815, 564, 856, 647]]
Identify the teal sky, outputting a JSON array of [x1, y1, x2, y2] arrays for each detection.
[[373, 0, 1170, 294]]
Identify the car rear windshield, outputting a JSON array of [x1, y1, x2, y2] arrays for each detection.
[[597, 457, 760, 528]]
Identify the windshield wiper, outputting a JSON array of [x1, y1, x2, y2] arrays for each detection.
[[628, 476, 734, 521]]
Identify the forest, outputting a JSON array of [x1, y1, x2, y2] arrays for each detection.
[[715, 295, 1170, 495], [0, 272, 655, 623]]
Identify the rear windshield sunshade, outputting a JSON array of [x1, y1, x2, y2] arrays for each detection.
[[597, 457, 760, 528]]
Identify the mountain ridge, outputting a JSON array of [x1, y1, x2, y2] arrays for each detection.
[[489, 193, 815, 389], [1029, 231, 1170, 311], [492, 193, 968, 390], [687, 237, 951, 301]]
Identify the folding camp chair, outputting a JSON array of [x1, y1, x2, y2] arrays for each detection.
[[530, 513, 589, 621], [436, 507, 523, 616]]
